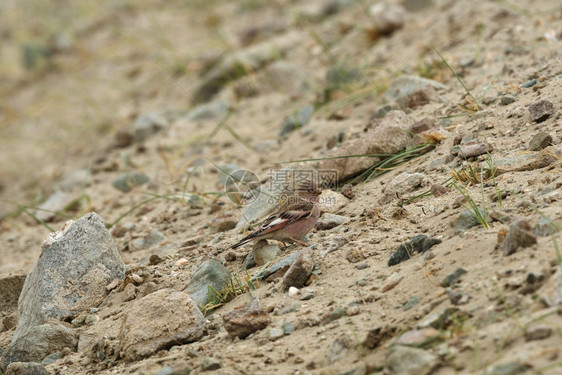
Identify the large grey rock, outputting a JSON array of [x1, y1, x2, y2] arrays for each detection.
[[119, 289, 206, 362], [15, 212, 125, 340], [2, 323, 77, 371], [184, 260, 231, 308]]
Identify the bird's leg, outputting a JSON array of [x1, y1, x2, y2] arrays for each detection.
[[289, 237, 309, 247]]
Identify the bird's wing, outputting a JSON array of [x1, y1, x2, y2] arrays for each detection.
[[241, 208, 312, 240]]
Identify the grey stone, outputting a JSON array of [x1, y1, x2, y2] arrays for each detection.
[[282, 248, 316, 289], [503, 218, 537, 256], [279, 104, 315, 137], [534, 216, 560, 237], [255, 251, 299, 281], [369, 2, 407, 36], [14, 213, 125, 340], [119, 289, 206, 362], [112, 172, 150, 193], [282, 321, 295, 335], [453, 208, 487, 232], [133, 112, 169, 142], [316, 213, 350, 230], [394, 328, 441, 347], [493, 145, 560, 173], [5, 362, 50, 375], [184, 260, 231, 307], [388, 235, 441, 266], [386, 345, 439, 375], [384, 76, 446, 103], [269, 328, 284, 341], [500, 95, 516, 105], [481, 361, 530, 375], [322, 307, 346, 325], [529, 99, 554, 123], [41, 351, 60, 365], [252, 240, 280, 266], [34, 191, 75, 222], [524, 325, 552, 341], [155, 365, 192, 375], [2, 323, 77, 371], [440, 268, 467, 287], [417, 308, 459, 329], [528, 132, 553, 151], [242, 252, 257, 269], [328, 335, 351, 363], [520, 79, 537, 88], [201, 357, 221, 371], [538, 269, 562, 307], [451, 142, 493, 158], [183, 100, 228, 122], [380, 173, 429, 204], [403, 296, 419, 311]]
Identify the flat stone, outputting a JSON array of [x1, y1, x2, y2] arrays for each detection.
[[395, 328, 441, 347], [112, 172, 149, 193], [384, 76, 446, 103], [386, 345, 439, 375], [440, 268, 467, 287], [316, 213, 350, 230], [119, 289, 206, 362], [268, 328, 284, 341], [382, 272, 403, 292], [222, 297, 269, 339], [482, 361, 531, 375]]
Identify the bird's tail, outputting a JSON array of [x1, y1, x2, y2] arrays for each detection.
[[231, 238, 252, 249]]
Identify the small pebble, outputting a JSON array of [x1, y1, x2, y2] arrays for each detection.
[[288, 287, 299, 297]]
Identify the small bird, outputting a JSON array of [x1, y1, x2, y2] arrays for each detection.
[[231, 182, 322, 249]]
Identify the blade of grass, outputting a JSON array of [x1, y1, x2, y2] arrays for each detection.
[[432, 47, 481, 111]]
